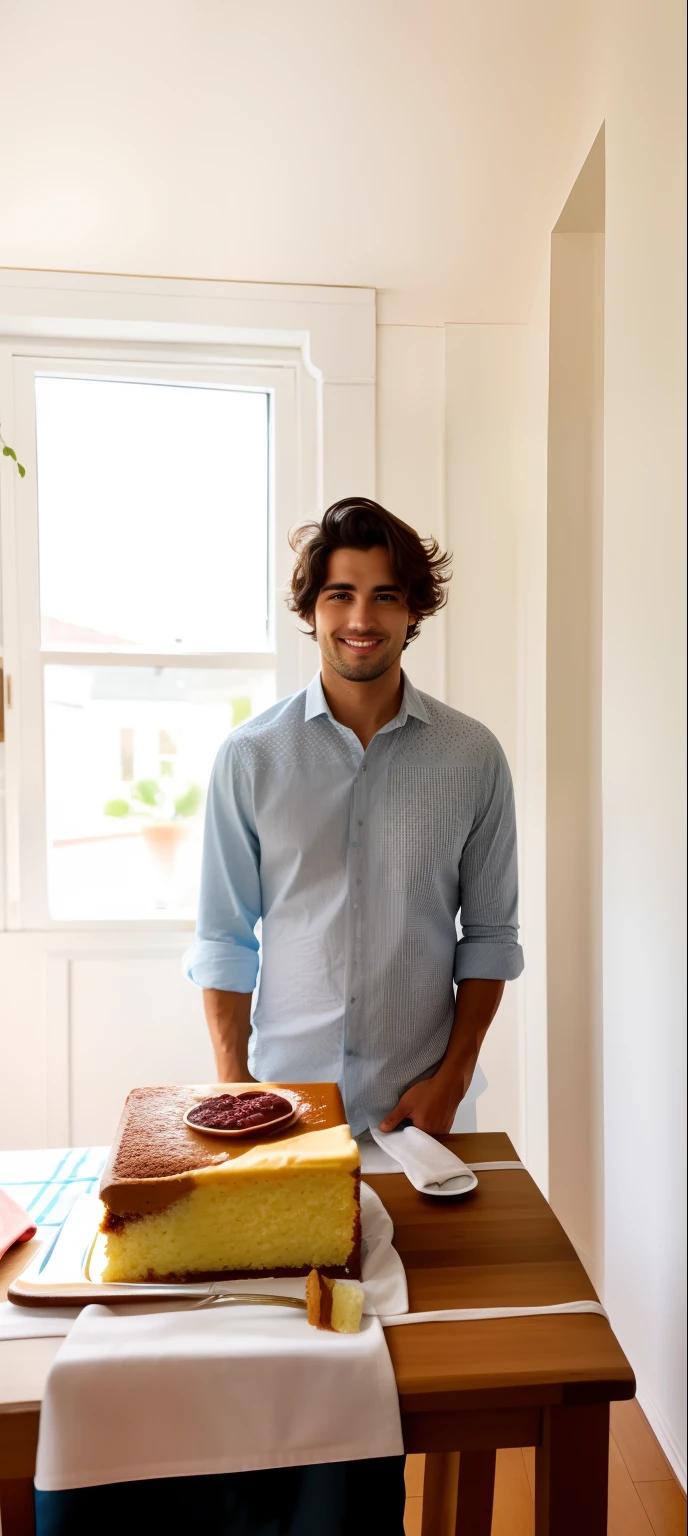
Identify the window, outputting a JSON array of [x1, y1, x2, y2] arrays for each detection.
[[36, 377, 270, 654], [44, 664, 274, 919], [8, 352, 301, 926], [0, 272, 375, 934], [35, 374, 273, 918]]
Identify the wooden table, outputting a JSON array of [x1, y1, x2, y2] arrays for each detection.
[[0, 1132, 635, 1535]]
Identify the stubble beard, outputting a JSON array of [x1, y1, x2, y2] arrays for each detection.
[[318, 631, 403, 683]]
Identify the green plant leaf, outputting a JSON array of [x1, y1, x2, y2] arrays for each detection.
[[174, 784, 204, 819], [2, 445, 17, 460], [231, 697, 251, 729], [103, 797, 131, 818], [18, 464, 26, 477], [131, 778, 162, 807]]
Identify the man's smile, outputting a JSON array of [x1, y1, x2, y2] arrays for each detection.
[[338, 636, 385, 652]]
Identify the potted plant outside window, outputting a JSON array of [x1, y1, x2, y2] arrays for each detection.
[[104, 773, 204, 897]]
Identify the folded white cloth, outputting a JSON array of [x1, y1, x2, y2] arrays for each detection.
[[366, 1125, 478, 1196], [359, 1183, 407, 1316], [34, 1299, 403, 1491], [358, 1132, 408, 1175]]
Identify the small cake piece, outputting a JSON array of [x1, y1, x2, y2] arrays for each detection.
[[306, 1269, 365, 1334], [98, 1083, 361, 1283]]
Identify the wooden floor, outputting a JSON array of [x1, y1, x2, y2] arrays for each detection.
[[403, 1401, 686, 1536]]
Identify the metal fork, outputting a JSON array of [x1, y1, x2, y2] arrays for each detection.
[[186, 1292, 307, 1311]]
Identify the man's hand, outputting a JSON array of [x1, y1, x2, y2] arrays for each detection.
[[379, 978, 506, 1134], [379, 1068, 464, 1134]]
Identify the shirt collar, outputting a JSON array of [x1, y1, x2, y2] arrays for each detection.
[[401, 673, 431, 725], [304, 670, 430, 727]]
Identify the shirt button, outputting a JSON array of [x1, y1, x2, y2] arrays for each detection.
[[353, 902, 359, 909], [352, 841, 359, 848], [362, 765, 367, 772], [356, 879, 362, 886], [357, 820, 363, 827], [350, 995, 357, 1004]]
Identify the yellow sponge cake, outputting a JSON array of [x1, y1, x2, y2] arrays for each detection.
[[98, 1084, 361, 1283]]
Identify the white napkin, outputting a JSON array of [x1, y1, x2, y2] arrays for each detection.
[[366, 1125, 478, 1196], [34, 1300, 403, 1491], [359, 1182, 407, 1316]]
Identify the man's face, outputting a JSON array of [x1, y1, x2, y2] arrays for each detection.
[[313, 545, 414, 682]]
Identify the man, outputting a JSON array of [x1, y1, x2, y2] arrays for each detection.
[[186, 496, 523, 1139], [183, 497, 523, 1536]]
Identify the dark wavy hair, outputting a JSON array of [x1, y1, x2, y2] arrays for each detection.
[[287, 497, 452, 647]]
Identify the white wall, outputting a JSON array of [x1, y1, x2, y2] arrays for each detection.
[[546, 232, 605, 1289], [444, 325, 526, 1151], [523, 0, 686, 1478], [0, 933, 214, 1148], [601, 0, 687, 1480], [0, 0, 604, 326], [376, 324, 447, 702]]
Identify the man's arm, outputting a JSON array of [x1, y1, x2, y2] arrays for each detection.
[[183, 741, 262, 1068], [379, 978, 504, 1132], [203, 989, 254, 1082]]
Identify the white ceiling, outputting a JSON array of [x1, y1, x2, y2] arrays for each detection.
[[1, 0, 604, 323]]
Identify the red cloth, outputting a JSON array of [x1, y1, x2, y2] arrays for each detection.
[[0, 1187, 37, 1259]]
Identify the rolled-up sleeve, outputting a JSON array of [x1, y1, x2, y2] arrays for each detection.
[[454, 738, 524, 984], [183, 738, 261, 992]]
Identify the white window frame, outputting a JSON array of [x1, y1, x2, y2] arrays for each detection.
[[0, 271, 376, 933], [12, 348, 297, 932]]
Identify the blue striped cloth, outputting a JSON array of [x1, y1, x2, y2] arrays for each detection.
[[0, 1147, 108, 1236]]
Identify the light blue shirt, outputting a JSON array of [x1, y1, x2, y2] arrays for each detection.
[[184, 673, 524, 1135]]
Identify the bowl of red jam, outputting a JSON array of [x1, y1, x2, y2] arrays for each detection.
[[183, 1090, 298, 1138]]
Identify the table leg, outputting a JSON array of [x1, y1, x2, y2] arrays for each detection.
[[0, 1478, 36, 1536], [421, 1452, 459, 1536], [535, 1402, 609, 1536], [455, 1449, 496, 1535], [420, 1450, 496, 1536]]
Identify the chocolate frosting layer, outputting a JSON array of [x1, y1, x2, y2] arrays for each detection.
[[100, 1083, 349, 1216]]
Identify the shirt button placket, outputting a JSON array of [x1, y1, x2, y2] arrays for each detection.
[[347, 753, 367, 1067]]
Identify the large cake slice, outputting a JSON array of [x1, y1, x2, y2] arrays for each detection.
[[98, 1083, 361, 1283]]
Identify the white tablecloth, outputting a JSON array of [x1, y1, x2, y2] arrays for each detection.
[[34, 1300, 404, 1491]]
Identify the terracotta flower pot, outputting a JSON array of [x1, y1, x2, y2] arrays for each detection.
[[141, 820, 190, 900]]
